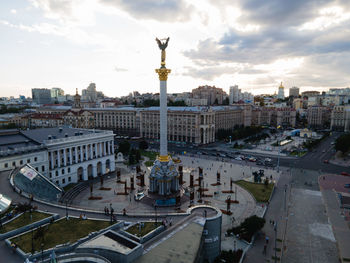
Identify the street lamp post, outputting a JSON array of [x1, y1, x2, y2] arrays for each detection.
[[277, 140, 280, 173], [41, 243, 44, 262]]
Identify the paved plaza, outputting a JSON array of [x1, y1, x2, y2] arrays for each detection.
[[73, 155, 280, 234]]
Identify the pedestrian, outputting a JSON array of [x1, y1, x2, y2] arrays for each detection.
[[263, 244, 267, 255], [265, 236, 269, 244]]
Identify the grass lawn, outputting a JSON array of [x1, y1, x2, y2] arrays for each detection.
[[235, 180, 274, 203], [0, 211, 50, 234], [126, 222, 162, 237], [10, 217, 111, 253]]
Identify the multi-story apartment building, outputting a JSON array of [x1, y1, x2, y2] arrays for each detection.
[[0, 127, 115, 187], [30, 113, 64, 128], [330, 105, 350, 131], [213, 106, 245, 131], [275, 107, 296, 127], [140, 107, 215, 144], [289, 87, 300, 97], [307, 106, 331, 129], [32, 88, 52, 105], [192, 85, 226, 105], [92, 108, 140, 136]]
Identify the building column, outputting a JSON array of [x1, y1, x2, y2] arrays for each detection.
[[99, 143, 102, 157], [57, 150, 61, 168], [85, 145, 88, 161], [80, 146, 83, 163], [69, 148, 73, 165], [83, 168, 88, 181], [92, 165, 97, 178], [74, 147, 78, 164], [90, 144, 93, 160], [63, 149, 67, 166], [50, 151, 54, 169], [94, 143, 97, 158], [111, 141, 114, 154]]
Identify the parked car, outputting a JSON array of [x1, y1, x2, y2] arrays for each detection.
[[323, 160, 329, 164], [341, 172, 350, 176], [344, 184, 350, 188], [235, 157, 242, 161], [134, 191, 145, 201], [248, 157, 257, 162]]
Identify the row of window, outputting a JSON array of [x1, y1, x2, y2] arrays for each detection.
[[55, 176, 71, 186], [49, 167, 72, 178], [3, 157, 39, 169]]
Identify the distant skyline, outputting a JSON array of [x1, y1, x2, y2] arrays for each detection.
[[1, 0, 350, 98]]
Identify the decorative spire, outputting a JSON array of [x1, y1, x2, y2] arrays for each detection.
[[76, 88, 78, 95]]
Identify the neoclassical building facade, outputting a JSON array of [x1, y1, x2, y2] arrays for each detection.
[[0, 127, 115, 187]]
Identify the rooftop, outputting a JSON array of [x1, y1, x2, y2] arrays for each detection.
[[136, 221, 204, 263]]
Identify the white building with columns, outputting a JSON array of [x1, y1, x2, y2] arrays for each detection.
[[0, 127, 115, 187]]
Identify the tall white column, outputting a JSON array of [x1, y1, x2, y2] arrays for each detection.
[[80, 146, 83, 163], [69, 148, 73, 165], [50, 152, 54, 169], [90, 144, 93, 159], [94, 143, 97, 158], [75, 147, 78, 164], [99, 143, 102, 157], [63, 149, 67, 166], [111, 141, 114, 154], [160, 80, 167, 157], [57, 150, 61, 167], [85, 145, 88, 161]]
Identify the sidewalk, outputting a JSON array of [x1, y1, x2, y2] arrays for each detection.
[[244, 170, 291, 263]]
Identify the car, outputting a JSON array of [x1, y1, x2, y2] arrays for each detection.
[[322, 150, 326, 153], [323, 160, 329, 164], [344, 184, 350, 188], [134, 192, 145, 201], [249, 157, 257, 162], [341, 172, 350, 176], [235, 157, 242, 161]]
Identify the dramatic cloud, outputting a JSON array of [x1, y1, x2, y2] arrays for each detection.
[[99, 0, 193, 22], [183, 0, 350, 89]]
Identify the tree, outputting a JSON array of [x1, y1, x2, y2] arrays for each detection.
[[335, 133, 350, 154], [135, 150, 141, 162], [139, 140, 148, 150], [214, 98, 219, 105], [223, 97, 229, 105], [128, 154, 135, 165], [118, 141, 130, 155]]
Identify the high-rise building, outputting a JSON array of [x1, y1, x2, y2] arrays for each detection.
[[32, 88, 52, 105], [82, 83, 98, 102], [289, 87, 299, 97], [277, 82, 285, 99], [229, 85, 239, 104]]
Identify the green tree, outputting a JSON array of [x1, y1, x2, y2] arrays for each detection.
[[128, 154, 135, 165], [139, 140, 148, 150], [118, 141, 130, 155], [335, 133, 350, 154]]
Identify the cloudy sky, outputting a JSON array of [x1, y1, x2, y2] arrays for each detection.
[[1, 0, 350, 98]]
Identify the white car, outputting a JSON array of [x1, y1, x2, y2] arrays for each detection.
[[134, 192, 145, 201], [235, 157, 242, 161]]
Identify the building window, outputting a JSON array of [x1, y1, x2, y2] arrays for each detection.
[[42, 166, 45, 172], [62, 178, 65, 184], [27, 159, 30, 163], [35, 167, 38, 171], [62, 169, 65, 174], [34, 157, 38, 162], [4, 163, 8, 168], [49, 172, 52, 178], [12, 161, 16, 167], [56, 181, 59, 185], [68, 177, 71, 182], [55, 171, 59, 177], [68, 168, 71, 173], [20, 160, 23, 165]]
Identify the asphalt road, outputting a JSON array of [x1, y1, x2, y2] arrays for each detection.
[[155, 132, 350, 175]]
